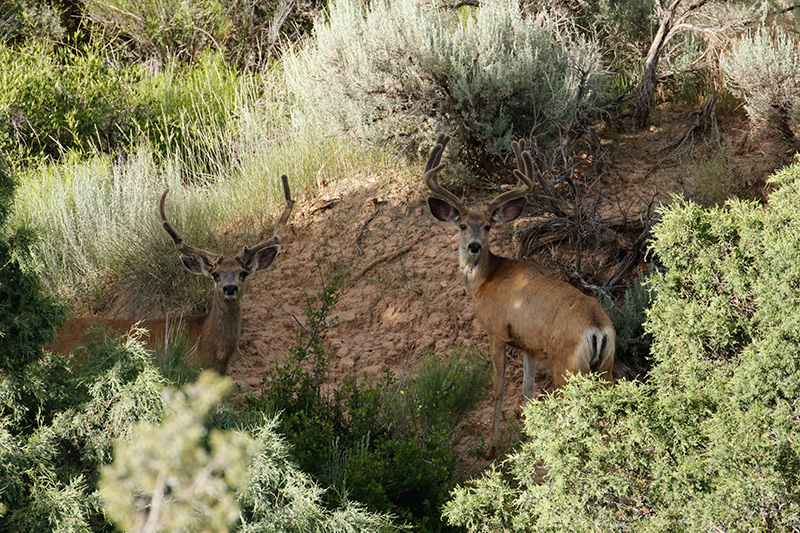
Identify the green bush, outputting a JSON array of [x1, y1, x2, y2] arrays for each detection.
[[285, 0, 607, 167], [0, 0, 65, 43], [0, 43, 259, 172], [443, 160, 800, 530], [687, 149, 747, 206], [0, 42, 144, 168], [1, 333, 166, 531], [238, 415, 399, 532], [83, 0, 319, 67], [722, 26, 800, 139], [248, 273, 489, 532]]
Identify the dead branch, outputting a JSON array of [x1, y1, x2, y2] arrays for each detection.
[[352, 243, 415, 280]]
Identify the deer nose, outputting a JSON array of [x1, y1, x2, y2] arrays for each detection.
[[468, 242, 482, 254], [222, 285, 238, 298]]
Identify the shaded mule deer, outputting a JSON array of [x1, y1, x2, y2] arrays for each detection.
[[424, 134, 615, 449], [48, 175, 296, 375]]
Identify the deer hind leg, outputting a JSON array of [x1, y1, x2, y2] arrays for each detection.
[[521, 352, 536, 400], [488, 335, 507, 455]]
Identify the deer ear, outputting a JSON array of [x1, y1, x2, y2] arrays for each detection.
[[249, 245, 280, 273], [428, 197, 460, 223], [181, 254, 213, 276], [491, 197, 526, 225]]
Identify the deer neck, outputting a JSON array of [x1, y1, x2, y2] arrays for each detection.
[[459, 247, 498, 298], [199, 295, 243, 365]]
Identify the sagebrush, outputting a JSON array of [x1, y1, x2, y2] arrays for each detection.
[[285, 0, 608, 170]]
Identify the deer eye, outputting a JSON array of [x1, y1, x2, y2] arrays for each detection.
[[459, 224, 467, 231], [240, 271, 249, 280], [484, 225, 491, 231], [211, 272, 220, 281]]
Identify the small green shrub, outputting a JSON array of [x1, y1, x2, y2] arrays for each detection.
[[0, 42, 144, 168], [285, 0, 607, 168], [153, 319, 204, 386], [250, 273, 488, 532], [0, 0, 65, 43], [605, 272, 653, 377], [239, 417, 399, 532], [687, 149, 746, 206]]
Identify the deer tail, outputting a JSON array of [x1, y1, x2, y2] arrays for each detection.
[[577, 326, 615, 380]]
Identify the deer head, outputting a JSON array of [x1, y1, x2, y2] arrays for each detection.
[[424, 133, 534, 271], [159, 175, 296, 302]]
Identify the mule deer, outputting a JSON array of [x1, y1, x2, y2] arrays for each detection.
[[48, 175, 296, 375], [423, 134, 615, 450]]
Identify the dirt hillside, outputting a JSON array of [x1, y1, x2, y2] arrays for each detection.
[[224, 106, 794, 451], [231, 173, 513, 441]]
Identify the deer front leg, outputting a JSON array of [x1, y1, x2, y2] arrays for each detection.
[[488, 335, 507, 456]]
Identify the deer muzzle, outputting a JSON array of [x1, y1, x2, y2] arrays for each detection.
[[222, 285, 239, 299]]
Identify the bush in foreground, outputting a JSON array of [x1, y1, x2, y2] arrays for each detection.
[[0, 334, 166, 531], [101, 371, 396, 532]]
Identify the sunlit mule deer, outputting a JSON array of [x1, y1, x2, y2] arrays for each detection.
[[423, 134, 615, 451], [48, 175, 296, 375]]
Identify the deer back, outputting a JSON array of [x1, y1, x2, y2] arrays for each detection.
[[473, 256, 614, 376]]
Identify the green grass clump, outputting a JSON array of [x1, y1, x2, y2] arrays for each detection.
[[0, 42, 145, 169], [84, 0, 231, 64]]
